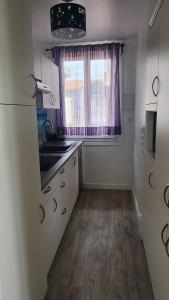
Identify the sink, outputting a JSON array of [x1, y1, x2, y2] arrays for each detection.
[[39, 141, 75, 153], [39, 155, 61, 172]]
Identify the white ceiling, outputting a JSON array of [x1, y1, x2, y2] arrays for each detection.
[[31, 0, 148, 46]]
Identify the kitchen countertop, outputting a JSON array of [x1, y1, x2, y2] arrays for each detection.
[[40, 141, 82, 190]]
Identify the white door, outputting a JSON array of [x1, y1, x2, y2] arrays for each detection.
[[0, 105, 44, 300], [145, 13, 160, 105], [0, 0, 35, 105]]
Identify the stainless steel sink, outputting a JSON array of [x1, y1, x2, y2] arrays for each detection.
[[39, 141, 75, 153]]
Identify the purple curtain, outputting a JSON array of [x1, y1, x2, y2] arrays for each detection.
[[53, 43, 122, 136]]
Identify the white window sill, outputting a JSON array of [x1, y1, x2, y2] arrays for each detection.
[[65, 135, 122, 146]]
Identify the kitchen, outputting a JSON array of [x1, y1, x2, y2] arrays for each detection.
[[0, 0, 169, 300]]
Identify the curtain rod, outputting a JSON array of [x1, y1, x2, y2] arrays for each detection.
[[46, 40, 125, 52]]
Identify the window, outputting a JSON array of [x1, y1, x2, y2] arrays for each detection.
[[53, 43, 121, 136]]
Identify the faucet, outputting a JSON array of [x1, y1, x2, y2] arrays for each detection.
[[42, 120, 53, 143]]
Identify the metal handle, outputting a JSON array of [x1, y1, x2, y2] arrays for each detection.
[[161, 223, 168, 246], [60, 168, 65, 174], [152, 76, 159, 97], [148, 171, 154, 189], [73, 156, 76, 167], [61, 208, 66, 215], [53, 198, 58, 213], [60, 182, 66, 188], [43, 185, 51, 194], [163, 184, 169, 208], [165, 238, 169, 257], [39, 204, 45, 224], [161, 224, 169, 258]]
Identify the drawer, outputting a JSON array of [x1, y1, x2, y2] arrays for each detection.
[[41, 162, 69, 205]]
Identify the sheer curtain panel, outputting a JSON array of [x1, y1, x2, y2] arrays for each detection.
[[53, 43, 122, 136]]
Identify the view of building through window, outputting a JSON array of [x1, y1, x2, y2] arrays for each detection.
[[64, 59, 111, 128]]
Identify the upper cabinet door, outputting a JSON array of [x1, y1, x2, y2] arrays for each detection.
[[41, 55, 60, 109], [41, 55, 52, 87], [33, 45, 42, 80], [0, 0, 35, 105], [51, 63, 60, 109], [145, 14, 160, 105]]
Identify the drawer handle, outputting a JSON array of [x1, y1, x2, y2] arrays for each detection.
[[60, 182, 66, 188], [148, 171, 154, 189], [43, 185, 51, 194], [53, 198, 57, 213], [161, 223, 168, 246], [161, 223, 169, 257], [60, 168, 65, 174], [61, 208, 66, 215], [165, 239, 169, 257], [39, 204, 45, 224], [152, 76, 159, 97], [73, 156, 76, 167], [163, 184, 169, 208]]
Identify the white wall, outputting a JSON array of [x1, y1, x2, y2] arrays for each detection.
[[82, 38, 136, 189]]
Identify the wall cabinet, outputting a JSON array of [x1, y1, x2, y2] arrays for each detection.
[[40, 150, 79, 285], [33, 45, 42, 80], [33, 51, 60, 109]]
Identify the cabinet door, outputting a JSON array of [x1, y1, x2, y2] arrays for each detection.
[[0, 0, 35, 105], [70, 151, 79, 206], [51, 63, 60, 109], [145, 14, 160, 105], [142, 154, 155, 260], [39, 196, 62, 280], [41, 55, 52, 86], [33, 45, 42, 80]]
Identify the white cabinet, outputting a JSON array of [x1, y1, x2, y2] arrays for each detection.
[[70, 151, 79, 207], [40, 150, 79, 285], [142, 154, 155, 275], [0, 0, 35, 105], [40, 55, 60, 109], [33, 45, 42, 80], [41, 55, 52, 87], [143, 1, 169, 300], [39, 196, 62, 279], [145, 13, 160, 106], [51, 62, 60, 109]]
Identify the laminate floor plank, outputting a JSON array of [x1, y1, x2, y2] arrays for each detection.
[[45, 190, 154, 300]]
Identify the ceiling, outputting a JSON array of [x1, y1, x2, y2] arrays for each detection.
[[31, 0, 148, 46]]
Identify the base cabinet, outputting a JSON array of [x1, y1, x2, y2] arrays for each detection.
[[40, 150, 79, 287]]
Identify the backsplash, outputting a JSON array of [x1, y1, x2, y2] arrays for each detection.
[[37, 109, 47, 143]]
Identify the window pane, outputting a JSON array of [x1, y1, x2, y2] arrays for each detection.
[[90, 59, 111, 126], [64, 61, 85, 127]]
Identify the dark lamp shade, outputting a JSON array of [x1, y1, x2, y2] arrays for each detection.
[[50, 3, 86, 39]]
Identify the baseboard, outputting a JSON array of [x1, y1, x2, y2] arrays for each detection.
[[82, 183, 131, 190]]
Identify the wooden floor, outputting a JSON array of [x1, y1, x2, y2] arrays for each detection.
[[45, 190, 154, 300]]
